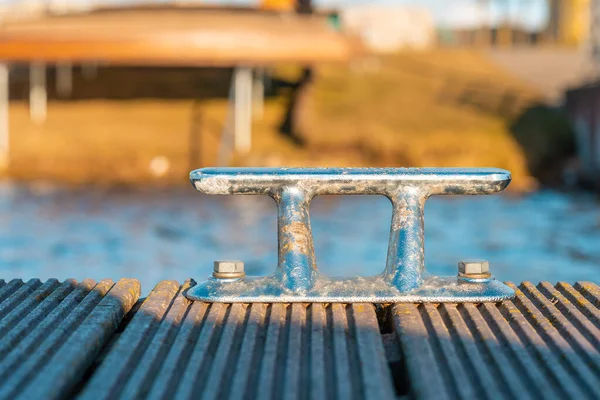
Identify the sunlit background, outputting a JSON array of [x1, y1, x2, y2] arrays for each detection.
[[0, 0, 598, 293]]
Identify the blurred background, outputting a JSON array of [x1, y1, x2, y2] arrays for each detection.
[[0, 0, 599, 292]]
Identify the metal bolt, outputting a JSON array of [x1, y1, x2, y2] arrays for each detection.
[[458, 259, 490, 277], [213, 260, 245, 279]]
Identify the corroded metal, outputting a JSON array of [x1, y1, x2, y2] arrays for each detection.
[[186, 167, 515, 303]]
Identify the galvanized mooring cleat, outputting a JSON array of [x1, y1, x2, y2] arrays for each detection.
[[185, 167, 516, 303]]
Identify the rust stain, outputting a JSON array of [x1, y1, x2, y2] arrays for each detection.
[[282, 221, 312, 255]]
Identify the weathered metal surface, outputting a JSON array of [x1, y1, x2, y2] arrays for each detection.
[[79, 280, 397, 400], [0, 278, 140, 400], [187, 167, 514, 303], [393, 281, 600, 400]]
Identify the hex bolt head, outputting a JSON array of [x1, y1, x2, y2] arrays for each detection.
[[213, 260, 245, 279], [458, 259, 490, 277]]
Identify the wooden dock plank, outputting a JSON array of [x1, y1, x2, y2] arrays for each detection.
[[77, 282, 395, 400], [351, 304, 396, 400], [0, 279, 42, 320], [1, 279, 600, 399], [228, 303, 268, 400], [78, 280, 180, 400], [0, 8, 354, 65], [0, 278, 140, 400], [0, 279, 24, 304], [509, 282, 600, 398], [392, 282, 600, 400]]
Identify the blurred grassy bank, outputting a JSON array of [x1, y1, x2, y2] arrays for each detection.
[[2, 50, 561, 191]]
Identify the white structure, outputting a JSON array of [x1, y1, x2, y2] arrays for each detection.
[[29, 62, 47, 124], [341, 5, 435, 52], [217, 66, 260, 165], [233, 67, 253, 155]]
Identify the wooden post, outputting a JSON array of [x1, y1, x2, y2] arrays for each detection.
[[82, 63, 98, 80], [56, 62, 73, 97], [234, 66, 253, 154], [252, 68, 264, 120], [30, 62, 47, 124]]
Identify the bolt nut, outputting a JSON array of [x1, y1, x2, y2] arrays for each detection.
[[458, 259, 490, 278], [213, 260, 245, 279]]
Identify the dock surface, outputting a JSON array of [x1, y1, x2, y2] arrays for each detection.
[[0, 278, 599, 399], [0, 8, 354, 65]]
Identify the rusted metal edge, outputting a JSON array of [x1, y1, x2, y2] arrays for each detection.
[[0, 278, 140, 400]]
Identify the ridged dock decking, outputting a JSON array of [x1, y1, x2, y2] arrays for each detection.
[[0, 278, 599, 399]]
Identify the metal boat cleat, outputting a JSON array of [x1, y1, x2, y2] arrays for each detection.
[[185, 167, 515, 303]]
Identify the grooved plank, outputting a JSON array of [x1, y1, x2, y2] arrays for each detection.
[[19, 279, 141, 400], [510, 282, 600, 399], [574, 282, 600, 309], [175, 302, 228, 400], [228, 303, 267, 400], [423, 303, 478, 400], [119, 282, 190, 400], [0, 280, 96, 384], [330, 303, 354, 400], [351, 304, 396, 400], [255, 303, 285, 400], [438, 304, 507, 399], [392, 282, 600, 400], [536, 282, 600, 354], [0, 279, 23, 304], [202, 303, 248, 400], [309, 304, 327, 400], [460, 304, 542, 400], [500, 296, 587, 399], [0, 279, 61, 336], [479, 302, 563, 400], [0, 279, 140, 400], [283, 303, 306, 400], [3, 278, 597, 400], [0, 280, 116, 400], [556, 282, 600, 328], [146, 301, 209, 399], [0, 280, 78, 357], [78, 283, 396, 399], [78, 280, 179, 400], [392, 303, 450, 400], [0, 279, 42, 319]]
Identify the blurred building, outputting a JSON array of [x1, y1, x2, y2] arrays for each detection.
[[592, 0, 600, 64], [438, 25, 541, 47], [564, 0, 600, 189], [341, 5, 434, 52], [546, 0, 590, 45], [0, 0, 95, 20]]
